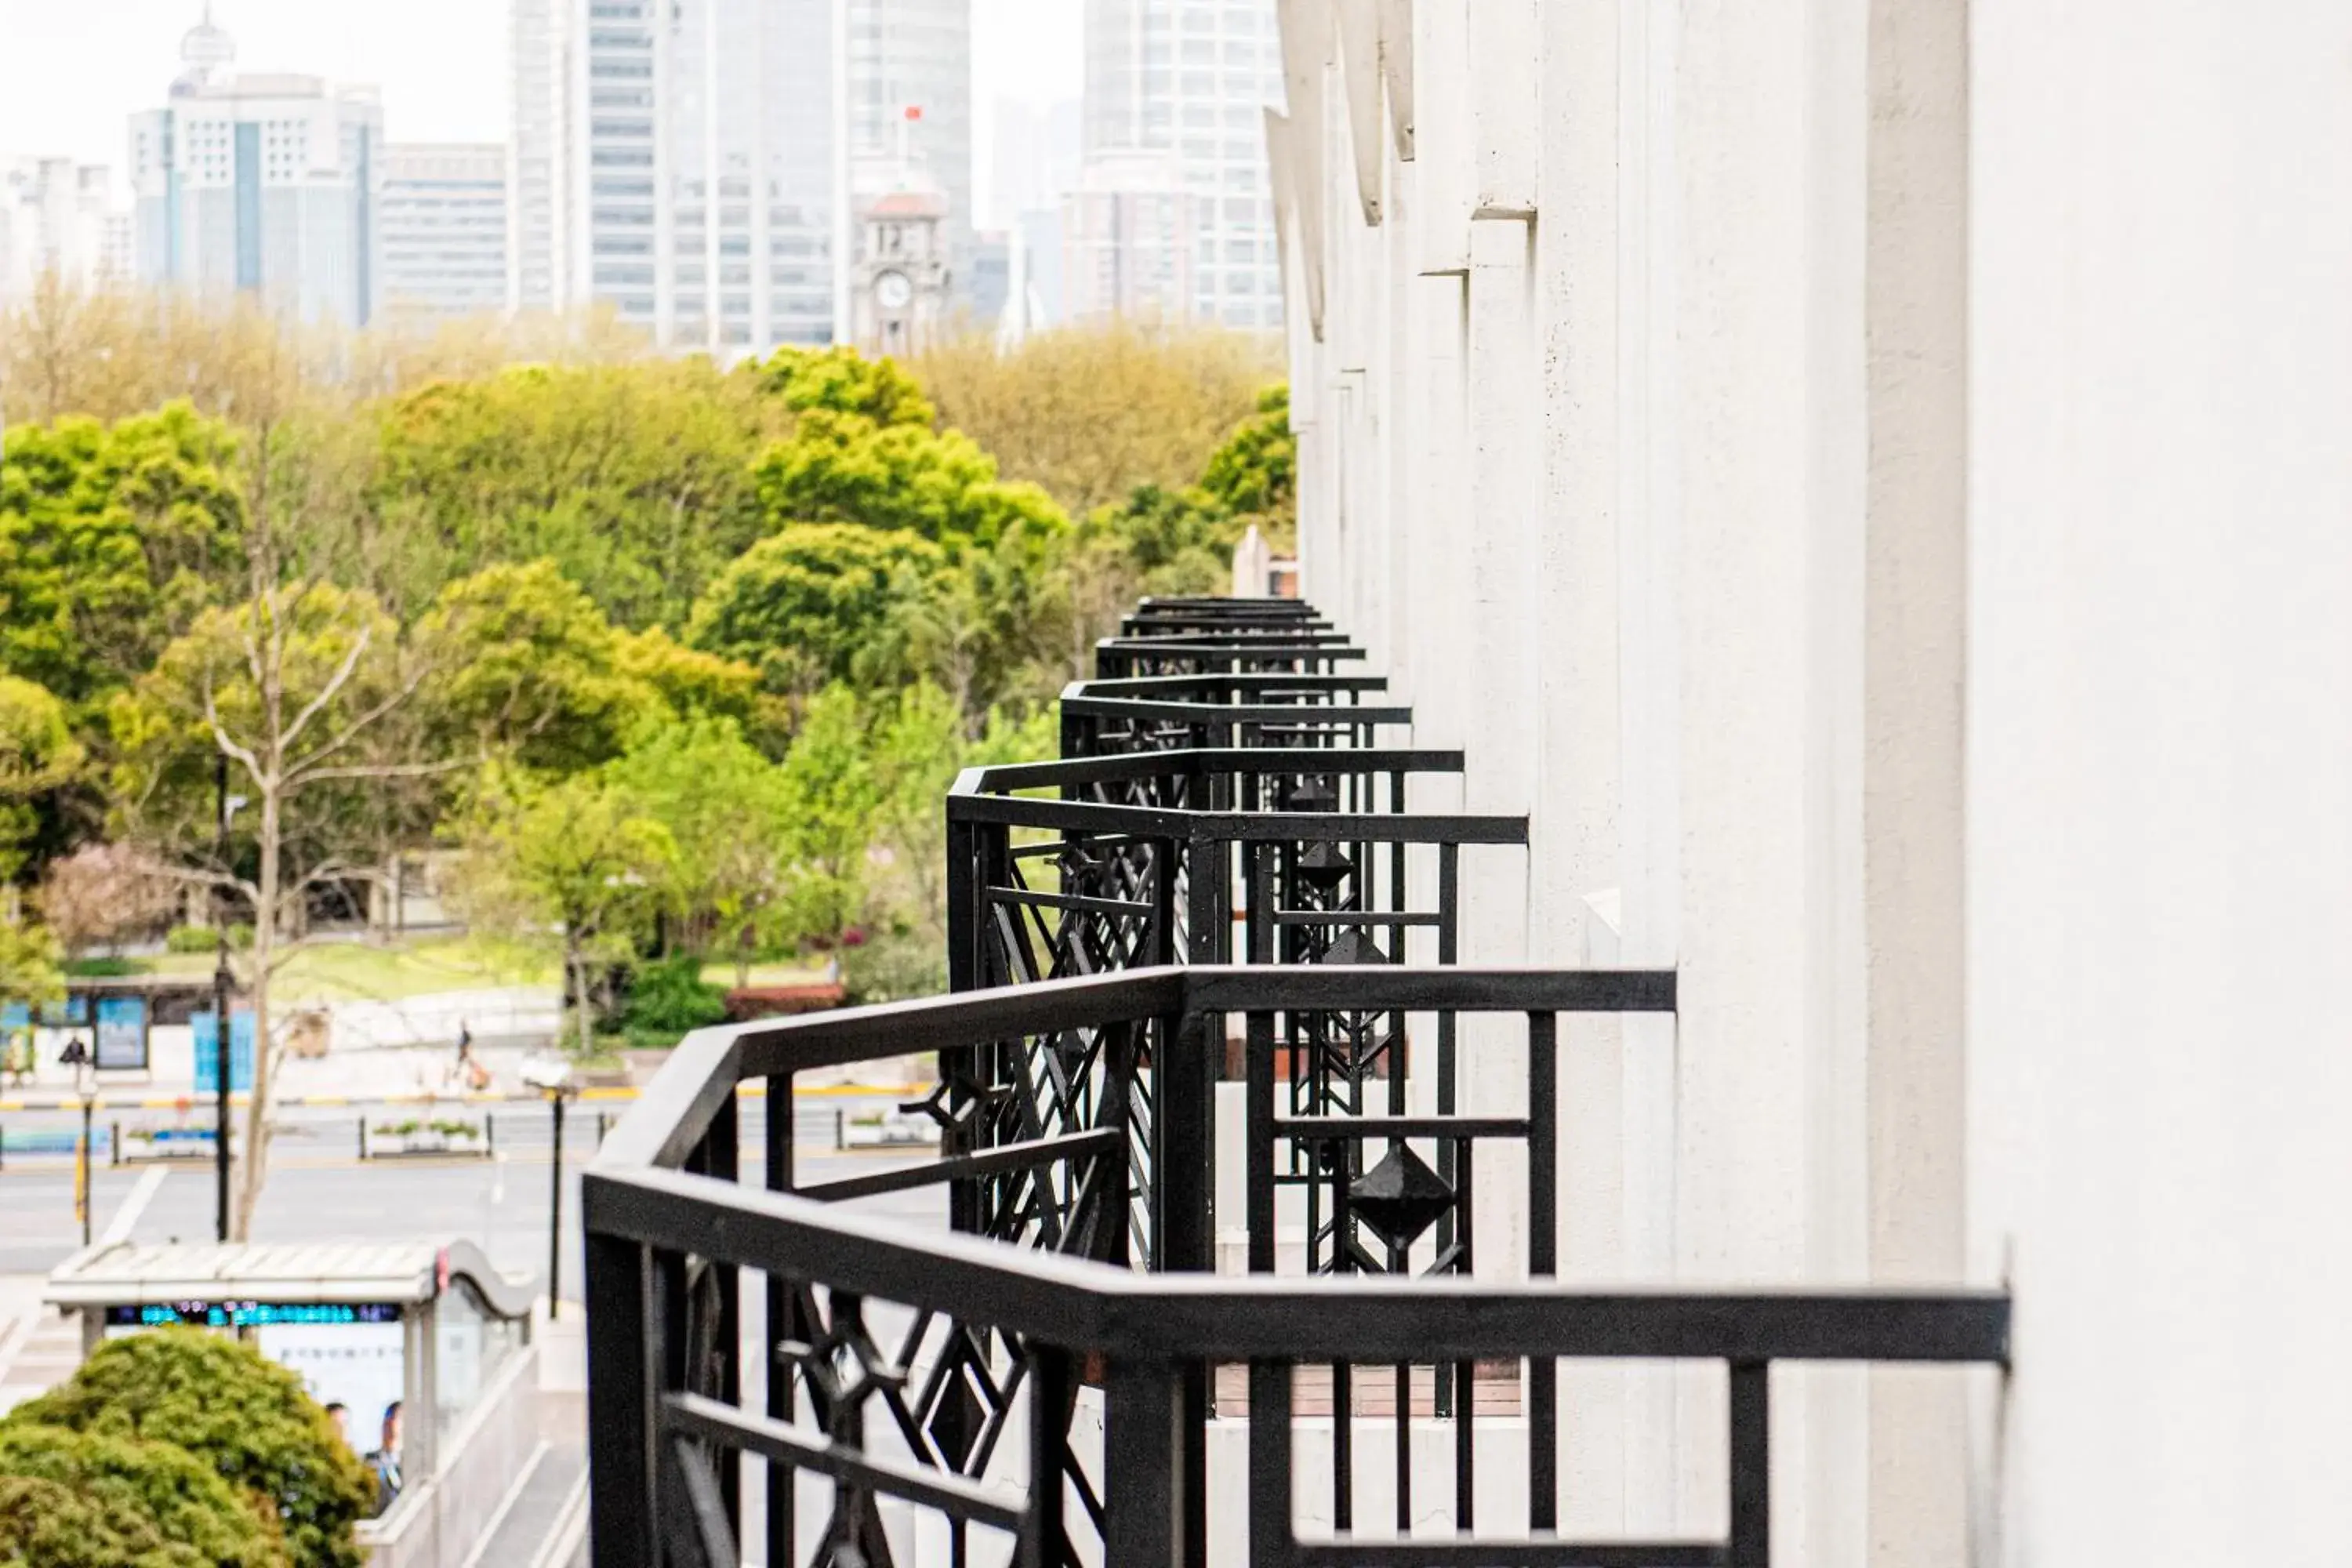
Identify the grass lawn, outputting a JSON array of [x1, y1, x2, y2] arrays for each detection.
[[77, 935, 561, 1004], [699, 958, 834, 989], [72, 939, 828, 1005]]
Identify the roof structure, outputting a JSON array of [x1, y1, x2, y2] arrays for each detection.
[[45, 1238, 535, 1317]]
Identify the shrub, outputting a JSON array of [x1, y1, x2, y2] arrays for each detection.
[[6, 1328, 371, 1568], [619, 953, 730, 1050], [164, 924, 252, 954], [840, 927, 946, 1007], [0, 1423, 284, 1568]]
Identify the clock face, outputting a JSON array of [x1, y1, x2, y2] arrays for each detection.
[[875, 269, 913, 311]]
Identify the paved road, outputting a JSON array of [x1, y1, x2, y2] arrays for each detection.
[[0, 1132, 945, 1292]]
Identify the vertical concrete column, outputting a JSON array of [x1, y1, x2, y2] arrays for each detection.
[[1531, 0, 1637, 1535], [1461, 201, 1540, 1276], [1670, 0, 1871, 1559], [1860, 0, 1970, 1562]]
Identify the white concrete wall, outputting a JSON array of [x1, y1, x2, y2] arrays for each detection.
[[1259, 0, 2352, 1562], [1965, 2, 2352, 1563], [1283, 0, 2352, 1562]]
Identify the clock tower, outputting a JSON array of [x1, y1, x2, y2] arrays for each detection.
[[851, 183, 950, 359]]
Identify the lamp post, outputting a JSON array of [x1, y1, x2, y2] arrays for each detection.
[[523, 1054, 577, 1319], [211, 760, 245, 1243], [212, 755, 233, 1241], [61, 1033, 93, 1247]]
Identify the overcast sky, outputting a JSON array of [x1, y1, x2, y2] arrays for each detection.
[[0, 0, 1083, 207]]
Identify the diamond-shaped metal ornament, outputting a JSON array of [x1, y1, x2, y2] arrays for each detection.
[[1316, 927, 1389, 966], [1286, 775, 1341, 811], [1348, 1143, 1455, 1249], [924, 1355, 994, 1472], [1295, 842, 1355, 888]]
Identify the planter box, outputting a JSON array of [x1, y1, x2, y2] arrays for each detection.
[[364, 1130, 491, 1160], [122, 1127, 223, 1163]]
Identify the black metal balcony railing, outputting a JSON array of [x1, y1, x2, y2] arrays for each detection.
[[945, 746, 1526, 1266], [584, 968, 2008, 1568], [1121, 596, 1329, 637], [1060, 676, 1406, 757], [1091, 632, 1365, 681], [585, 598, 2011, 1567]]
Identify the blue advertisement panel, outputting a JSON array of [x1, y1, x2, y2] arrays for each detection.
[[94, 996, 150, 1071], [191, 1010, 256, 1094]]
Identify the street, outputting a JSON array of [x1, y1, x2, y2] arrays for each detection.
[[0, 1104, 945, 1294]]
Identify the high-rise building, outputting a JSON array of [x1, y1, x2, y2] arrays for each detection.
[[0, 158, 125, 301], [379, 143, 509, 321], [1060, 149, 1189, 322], [1080, 0, 1282, 329], [983, 95, 1079, 231], [524, 0, 840, 354], [1017, 203, 1064, 328], [846, 0, 973, 298], [127, 10, 385, 327], [507, 0, 573, 314]]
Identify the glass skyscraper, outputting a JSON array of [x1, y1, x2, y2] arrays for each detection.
[[1079, 0, 1283, 329], [128, 13, 384, 328]]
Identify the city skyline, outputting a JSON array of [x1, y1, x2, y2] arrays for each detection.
[[0, 0, 1082, 224]]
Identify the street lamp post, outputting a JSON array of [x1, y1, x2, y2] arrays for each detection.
[[61, 1033, 93, 1247], [524, 1054, 578, 1320], [212, 754, 236, 1243]]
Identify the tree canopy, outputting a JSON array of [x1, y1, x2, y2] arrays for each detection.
[[0, 276, 1294, 1077], [7, 1327, 371, 1568], [0, 1425, 285, 1568], [0, 405, 245, 713]]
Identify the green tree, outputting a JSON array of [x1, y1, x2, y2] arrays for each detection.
[[444, 768, 676, 1053], [369, 361, 772, 629], [913, 322, 1278, 514], [0, 1425, 285, 1568], [744, 344, 935, 428], [688, 524, 946, 695], [868, 525, 1065, 720], [612, 625, 761, 735], [416, 561, 659, 775], [749, 411, 1068, 547], [7, 1327, 369, 1568], [605, 719, 793, 984], [0, 404, 245, 712], [0, 677, 84, 884], [1198, 383, 1296, 538], [773, 686, 883, 949], [0, 920, 63, 1009], [110, 571, 446, 1236]]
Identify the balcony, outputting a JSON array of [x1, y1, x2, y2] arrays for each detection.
[[585, 599, 2007, 1566]]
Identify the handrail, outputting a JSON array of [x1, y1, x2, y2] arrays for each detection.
[[586, 964, 2005, 1568], [589, 1171, 2006, 1367], [586, 597, 2008, 1568]]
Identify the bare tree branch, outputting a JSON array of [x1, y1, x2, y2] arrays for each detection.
[[275, 615, 373, 755], [199, 666, 266, 782]]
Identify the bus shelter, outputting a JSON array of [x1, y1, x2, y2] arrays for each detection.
[[45, 1240, 539, 1564]]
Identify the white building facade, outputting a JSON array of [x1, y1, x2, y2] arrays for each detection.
[[514, 0, 978, 352], [514, 0, 840, 354], [1080, 0, 1283, 329], [0, 158, 124, 300], [379, 143, 508, 320], [507, 0, 574, 314], [1276, 1, 2352, 1563], [128, 16, 383, 327], [1058, 148, 1190, 322]]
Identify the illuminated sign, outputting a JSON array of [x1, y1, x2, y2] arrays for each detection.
[[103, 1301, 404, 1329]]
